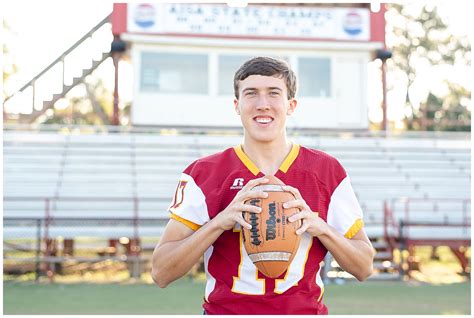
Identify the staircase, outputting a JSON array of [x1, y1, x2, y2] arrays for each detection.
[[22, 52, 111, 123], [370, 201, 403, 279], [370, 238, 401, 280], [325, 237, 401, 282], [4, 14, 113, 124], [326, 201, 403, 281]]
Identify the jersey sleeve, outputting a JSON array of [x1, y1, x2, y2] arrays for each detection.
[[326, 175, 364, 239], [168, 172, 210, 231]]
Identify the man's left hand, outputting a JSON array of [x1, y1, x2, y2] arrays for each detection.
[[282, 185, 328, 237]]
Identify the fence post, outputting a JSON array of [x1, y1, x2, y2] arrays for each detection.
[[44, 198, 51, 278], [398, 220, 405, 278], [132, 197, 140, 278], [35, 218, 42, 282]]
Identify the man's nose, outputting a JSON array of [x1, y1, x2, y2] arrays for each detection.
[[255, 94, 271, 110]]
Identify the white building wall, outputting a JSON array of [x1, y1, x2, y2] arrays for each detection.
[[128, 38, 377, 129]]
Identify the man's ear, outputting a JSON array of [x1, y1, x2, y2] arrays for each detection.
[[287, 99, 297, 116], [234, 99, 240, 115]]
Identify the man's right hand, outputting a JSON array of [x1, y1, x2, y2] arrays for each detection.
[[213, 177, 270, 231]]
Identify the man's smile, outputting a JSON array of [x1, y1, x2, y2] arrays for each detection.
[[254, 116, 274, 125]]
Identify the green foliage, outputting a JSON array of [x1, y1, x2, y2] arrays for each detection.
[[3, 20, 19, 97], [387, 4, 471, 131], [404, 83, 471, 131], [41, 79, 132, 126], [43, 80, 113, 125]]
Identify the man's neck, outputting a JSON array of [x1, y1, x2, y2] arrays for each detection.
[[241, 136, 293, 176]]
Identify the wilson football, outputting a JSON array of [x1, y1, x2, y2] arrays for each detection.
[[241, 175, 301, 278]]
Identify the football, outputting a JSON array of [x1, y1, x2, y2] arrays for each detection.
[[241, 175, 301, 278]]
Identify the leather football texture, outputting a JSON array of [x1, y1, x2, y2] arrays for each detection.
[[241, 175, 301, 278]]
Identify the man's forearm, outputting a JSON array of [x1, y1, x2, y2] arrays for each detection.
[[317, 225, 374, 281], [152, 220, 224, 287]]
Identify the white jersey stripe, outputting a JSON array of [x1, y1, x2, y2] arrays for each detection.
[[315, 263, 325, 302], [204, 246, 216, 302], [327, 176, 363, 237], [168, 173, 210, 226]]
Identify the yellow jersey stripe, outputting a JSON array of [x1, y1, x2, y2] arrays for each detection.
[[233, 143, 300, 176], [170, 213, 201, 231], [279, 144, 300, 173], [344, 218, 364, 239], [233, 145, 260, 176], [317, 286, 325, 302]]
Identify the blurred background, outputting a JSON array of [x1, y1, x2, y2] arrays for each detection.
[[2, 1, 471, 315]]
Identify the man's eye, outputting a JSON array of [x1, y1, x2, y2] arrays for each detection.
[[245, 91, 256, 96], [270, 91, 280, 96]]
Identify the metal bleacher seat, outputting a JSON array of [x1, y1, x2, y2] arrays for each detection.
[[3, 128, 471, 242]]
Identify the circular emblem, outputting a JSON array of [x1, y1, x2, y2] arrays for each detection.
[[343, 11, 362, 36], [134, 4, 156, 28]]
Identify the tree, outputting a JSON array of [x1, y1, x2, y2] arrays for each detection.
[[386, 3, 471, 131], [42, 80, 114, 125], [39, 78, 132, 126], [406, 84, 471, 131], [3, 20, 19, 100]]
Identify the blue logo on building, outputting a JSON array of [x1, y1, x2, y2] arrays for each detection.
[[343, 11, 362, 36], [134, 4, 156, 28]]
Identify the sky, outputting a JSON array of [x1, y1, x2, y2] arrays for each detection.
[[3, 1, 114, 82], [2, 1, 119, 113], [2, 0, 473, 124]]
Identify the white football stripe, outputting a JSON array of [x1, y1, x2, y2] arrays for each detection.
[[248, 251, 292, 262]]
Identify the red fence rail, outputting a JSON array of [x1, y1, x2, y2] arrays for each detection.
[[4, 196, 170, 241]]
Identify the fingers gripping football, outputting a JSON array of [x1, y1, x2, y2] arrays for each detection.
[[283, 185, 327, 237], [214, 177, 269, 231]]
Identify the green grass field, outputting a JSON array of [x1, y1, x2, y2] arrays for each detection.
[[3, 279, 470, 315]]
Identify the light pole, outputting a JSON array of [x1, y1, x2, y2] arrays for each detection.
[[376, 49, 392, 131], [111, 36, 127, 126]]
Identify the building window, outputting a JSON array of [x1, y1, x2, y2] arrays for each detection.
[[218, 55, 254, 96], [218, 55, 289, 96], [140, 52, 208, 94], [298, 57, 331, 98]]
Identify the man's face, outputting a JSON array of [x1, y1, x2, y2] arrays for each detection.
[[234, 75, 297, 143]]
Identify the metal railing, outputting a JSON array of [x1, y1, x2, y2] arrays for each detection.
[[383, 201, 400, 251], [4, 15, 111, 105], [3, 15, 112, 124], [4, 216, 168, 281], [4, 196, 170, 236]]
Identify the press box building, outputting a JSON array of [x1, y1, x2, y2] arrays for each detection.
[[111, 3, 386, 129]]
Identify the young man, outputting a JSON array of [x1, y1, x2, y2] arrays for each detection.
[[152, 56, 374, 314]]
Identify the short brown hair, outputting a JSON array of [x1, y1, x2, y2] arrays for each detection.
[[233, 56, 297, 100]]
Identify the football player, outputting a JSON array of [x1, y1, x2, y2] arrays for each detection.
[[151, 56, 375, 314]]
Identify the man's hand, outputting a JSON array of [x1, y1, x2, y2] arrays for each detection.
[[283, 185, 374, 281], [213, 177, 269, 231], [282, 185, 328, 237]]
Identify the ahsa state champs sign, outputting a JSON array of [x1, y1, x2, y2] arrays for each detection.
[[127, 3, 370, 41]]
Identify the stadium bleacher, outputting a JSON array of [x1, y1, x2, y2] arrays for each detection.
[[3, 128, 471, 278]]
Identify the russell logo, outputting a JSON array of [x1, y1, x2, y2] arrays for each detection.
[[343, 11, 363, 36], [134, 4, 156, 28], [230, 178, 244, 190]]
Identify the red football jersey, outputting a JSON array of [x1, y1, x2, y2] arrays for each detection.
[[168, 144, 364, 314]]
